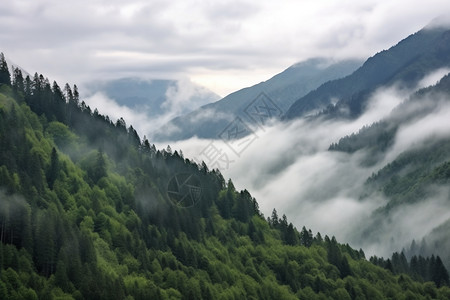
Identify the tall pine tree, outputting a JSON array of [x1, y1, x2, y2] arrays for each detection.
[[0, 53, 11, 86]]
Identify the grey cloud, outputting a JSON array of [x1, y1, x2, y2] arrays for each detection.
[[2, 0, 450, 95]]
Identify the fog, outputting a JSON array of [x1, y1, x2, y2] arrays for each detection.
[[83, 79, 220, 137], [157, 71, 450, 258]]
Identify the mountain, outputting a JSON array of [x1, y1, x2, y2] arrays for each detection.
[[153, 58, 362, 141], [329, 72, 450, 268], [285, 24, 450, 120], [84, 77, 221, 117], [329, 72, 450, 162], [1, 54, 449, 299]]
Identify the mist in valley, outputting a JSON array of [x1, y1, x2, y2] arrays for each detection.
[[155, 70, 450, 259]]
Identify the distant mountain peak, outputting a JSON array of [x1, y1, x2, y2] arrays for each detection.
[[284, 22, 450, 120], [153, 58, 362, 141]]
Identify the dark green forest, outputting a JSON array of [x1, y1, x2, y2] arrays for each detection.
[[0, 53, 450, 299]]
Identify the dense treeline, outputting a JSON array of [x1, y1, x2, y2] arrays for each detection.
[[1, 53, 450, 299], [371, 252, 449, 287]]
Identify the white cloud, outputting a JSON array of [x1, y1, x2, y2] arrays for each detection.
[[417, 68, 450, 89], [161, 72, 450, 258], [1, 0, 450, 96], [83, 78, 221, 139], [162, 78, 217, 115], [84, 92, 154, 135], [388, 100, 450, 160], [359, 186, 450, 258]]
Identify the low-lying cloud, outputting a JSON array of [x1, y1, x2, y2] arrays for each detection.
[[83, 78, 220, 138], [84, 92, 154, 135], [160, 71, 450, 258]]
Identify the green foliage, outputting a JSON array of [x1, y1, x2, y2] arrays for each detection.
[[371, 252, 450, 288], [0, 53, 11, 86], [0, 54, 448, 299]]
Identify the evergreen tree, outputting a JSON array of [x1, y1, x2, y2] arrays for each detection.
[[52, 81, 67, 123], [91, 149, 107, 183], [46, 147, 59, 189], [270, 208, 279, 227], [340, 256, 352, 278], [300, 226, 313, 247], [64, 83, 73, 103], [432, 256, 449, 287], [24, 75, 32, 101], [0, 53, 11, 86], [285, 223, 298, 245], [12, 67, 25, 96], [73, 84, 79, 106]]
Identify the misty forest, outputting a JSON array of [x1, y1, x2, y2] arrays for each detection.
[[1, 17, 450, 300]]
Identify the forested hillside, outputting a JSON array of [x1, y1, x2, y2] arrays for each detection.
[[329, 73, 450, 161], [0, 53, 450, 299], [329, 71, 450, 271]]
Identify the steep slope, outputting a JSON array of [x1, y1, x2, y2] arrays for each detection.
[[329, 73, 450, 162], [153, 58, 362, 141], [1, 56, 450, 299], [285, 24, 450, 120], [329, 73, 450, 268]]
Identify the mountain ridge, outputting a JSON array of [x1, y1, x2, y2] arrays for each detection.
[[153, 58, 362, 141], [284, 25, 450, 120]]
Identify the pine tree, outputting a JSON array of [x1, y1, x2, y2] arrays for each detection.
[[300, 226, 313, 247], [270, 208, 279, 227], [285, 223, 298, 245], [24, 75, 32, 101], [12, 67, 25, 96], [128, 125, 141, 147], [0, 53, 11, 86], [73, 84, 79, 106], [340, 256, 352, 278], [52, 81, 67, 123], [432, 256, 449, 287], [64, 83, 73, 103], [47, 147, 59, 189], [93, 149, 107, 182]]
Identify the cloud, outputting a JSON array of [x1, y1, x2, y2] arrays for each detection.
[[387, 99, 450, 162], [160, 69, 450, 258], [84, 92, 154, 135], [426, 13, 450, 29], [1, 0, 450, 96], [162, 78, 218, 115], [83, 78, 221, 139], [417, 68, 450, 89], [352, 183, 450, 259]]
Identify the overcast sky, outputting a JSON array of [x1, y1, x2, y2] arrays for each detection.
[[1, 0, 450, 96]]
